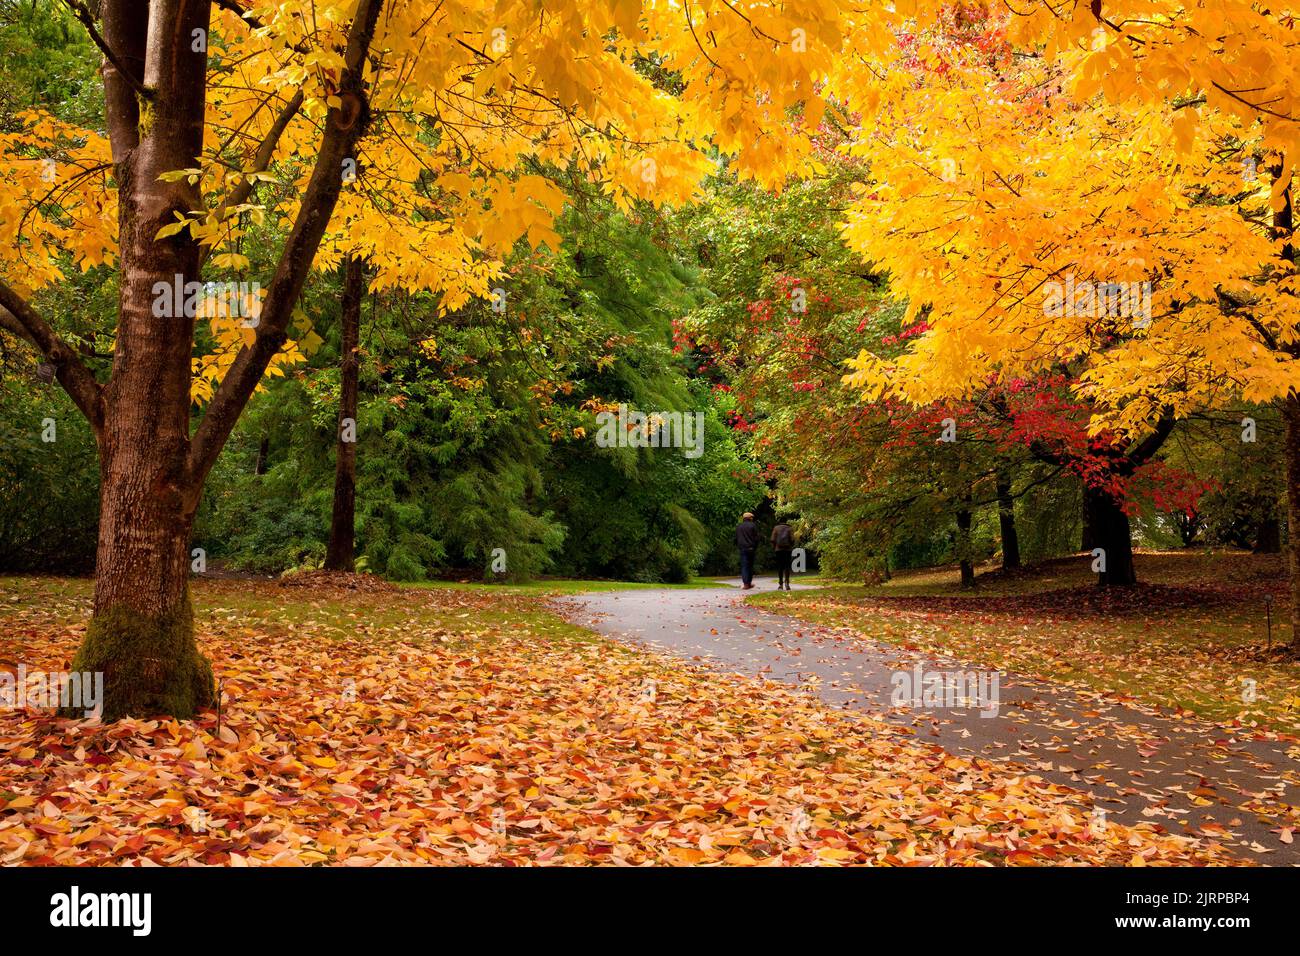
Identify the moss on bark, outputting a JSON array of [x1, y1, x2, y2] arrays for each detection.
[[61, 596, 215, 721]]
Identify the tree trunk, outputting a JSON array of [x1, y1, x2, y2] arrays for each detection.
[[66, 0, 216, 721], [1276, 158, 1300, 647], [1080, 486, 1095, 552], [77, 465, 213, 720], [254, 434, 270, 476], [324, 256, 364, 572], [1084, 485, 1136, 586], [1254, 515, 1281, 554], [956, 507, 975, 588], [996, 468, 1020, 570], [23, 0, 384, 721], [1281, 395, 1300, 647]]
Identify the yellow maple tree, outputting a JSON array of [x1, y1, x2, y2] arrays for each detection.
[[0, 0, 886, 720]]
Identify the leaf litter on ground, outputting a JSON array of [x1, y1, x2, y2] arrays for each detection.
[[0, 576, 1235, 866]]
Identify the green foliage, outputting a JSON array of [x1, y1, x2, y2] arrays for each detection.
[[1014, 480, 1084, 562], [547, 392, 755, 581], [0, 7, 115, 573], [0, 380, 99, 572], [194, 192, 754, 583], [1181, 410, 1283, 550], [196, 346, 566, 580], [0, 31, 756, 584], [0, 2, 100, 124]]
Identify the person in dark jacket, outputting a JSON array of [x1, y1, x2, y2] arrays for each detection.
[[771, 521, 795, 590], [735, 512, 759, 589]]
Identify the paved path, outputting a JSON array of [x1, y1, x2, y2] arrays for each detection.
[[558, 580, 1300, 863]]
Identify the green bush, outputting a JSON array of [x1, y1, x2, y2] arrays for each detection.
[[0, 382, 100, 572]]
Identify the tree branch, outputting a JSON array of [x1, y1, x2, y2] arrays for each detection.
[[0, 280, 104, 434], [198, 88, 305, 270], [0, 304, 36, 346], [99, 0, 148, 164], [188, 0, 384, 497], [1124, 411, 1176, 469], [64, 0, 153, 101]]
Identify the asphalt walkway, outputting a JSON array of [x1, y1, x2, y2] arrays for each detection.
[[560, 580, 1300, 863]]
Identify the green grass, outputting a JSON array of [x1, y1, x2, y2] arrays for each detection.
[[8, 555, 1299, 730], [0, 571, 733, 654], [0, 575, 602, 648]]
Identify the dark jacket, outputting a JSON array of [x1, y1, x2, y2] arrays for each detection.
[[735, 518, 759, 551], [771, 523, 794, 550]]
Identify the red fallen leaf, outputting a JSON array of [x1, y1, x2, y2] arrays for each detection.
[[119, 834, 147, 853]]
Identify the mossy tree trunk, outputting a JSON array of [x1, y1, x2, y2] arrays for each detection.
[[62, 0, 216, 721], [79, 364, 216, 718], [3, 0, 386, 721]]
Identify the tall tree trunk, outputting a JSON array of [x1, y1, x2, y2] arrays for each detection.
[[324, 257, 364, 572], [1084, 485, 1136, 586], [1275, 158, 1300, 647], [956, 506, 975, 588], [1281, 395, 1300, 648], [14, 0, 385, 721], [66, 0, 216, 720], [996, 468, 1020, 570], [254, 434, 270, 476]]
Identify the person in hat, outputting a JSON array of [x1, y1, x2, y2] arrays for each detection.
[[735, 512, 759, 589]]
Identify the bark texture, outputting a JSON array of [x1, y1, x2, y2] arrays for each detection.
[[70, 0, 217, 720], [14, 0, 388, 719]]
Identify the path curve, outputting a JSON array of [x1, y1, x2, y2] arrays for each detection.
[[558, 580, 1300, 864]]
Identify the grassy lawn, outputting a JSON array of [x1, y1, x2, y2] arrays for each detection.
[[0, 572, 729, 648], [752, 550, 1300, 734], [402, 575, 730, 595], [0, 573, 1228, 865], [0, 575, 600, 650]]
